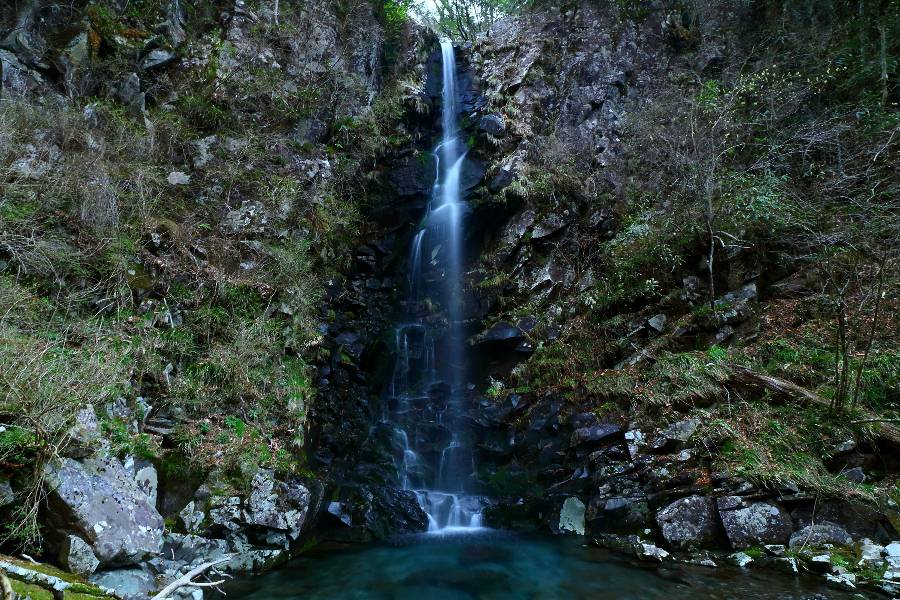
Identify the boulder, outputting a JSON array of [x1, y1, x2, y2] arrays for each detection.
[[44, 456, 164, 566], [58, 535, 99, 577], [90, 567, 155, 600], [570, 424, 621, 448], [167, 171, 190, 185], [558, 497, 585, 535], [716, 497, 792, 548], [656, 495, 720, 549], [788, 522, 853, 550], [243, 469, 310, 539]]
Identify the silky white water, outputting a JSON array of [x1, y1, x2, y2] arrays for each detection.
[[387, 41, 484, 532]]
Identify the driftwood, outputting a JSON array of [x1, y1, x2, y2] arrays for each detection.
[[150, 556, 233, 600], [728, 364, 900, 450]]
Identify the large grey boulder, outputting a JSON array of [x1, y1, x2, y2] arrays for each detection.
[[656, 495, 720, 549], [58, 535, 99, 577], [716, 497, 793, 548], [44, 456, 164, 566], [789, 522, 854, 550]]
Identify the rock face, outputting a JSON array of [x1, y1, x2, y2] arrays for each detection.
[[716, 497, 793, 548], [44, 457, 164, 566], [656, 496, 720, 549]]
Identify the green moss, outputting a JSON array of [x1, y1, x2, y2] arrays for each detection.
[[10, 579, 54, 600]]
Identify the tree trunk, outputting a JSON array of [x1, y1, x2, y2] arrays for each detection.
[[851, 259, 885, 407]]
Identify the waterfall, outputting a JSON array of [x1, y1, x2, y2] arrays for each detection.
[[387, 42, 485, 533]]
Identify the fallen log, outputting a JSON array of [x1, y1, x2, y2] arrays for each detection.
[[727, 364, 900, 450]]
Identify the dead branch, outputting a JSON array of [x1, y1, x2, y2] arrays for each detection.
[[149, 556, 233, 600]]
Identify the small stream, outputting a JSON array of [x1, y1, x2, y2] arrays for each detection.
[[224, 531, 854, 599]]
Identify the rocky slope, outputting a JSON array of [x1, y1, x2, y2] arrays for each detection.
[[1, 0, 437, 596], [434, 2, 899, 596]]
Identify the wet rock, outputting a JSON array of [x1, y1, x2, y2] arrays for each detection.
[[558, 497, 585, 535], [635, 542, 669, 562], [773, 557, 799, 574], [809, 554, 833, 574], [824, 572, 856, 590], [161, 533, 230, 567], [789, 522, 853, 550], [656, 496, 720, 549], [587, 494, 650, 535], [716, 497, 792, 548], [44, 456, 164, 566], [472, 321, 524, 347], [388, 153, 435, 197], [59, 535, 100, 577], [327, 501, 353, 527]]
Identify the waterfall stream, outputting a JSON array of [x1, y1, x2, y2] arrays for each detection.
[[387, 42, 485, 533]]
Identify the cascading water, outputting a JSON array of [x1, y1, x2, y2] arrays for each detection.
[[386, 42, 485, 533]]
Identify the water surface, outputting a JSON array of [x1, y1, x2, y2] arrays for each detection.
[[226, 531, 852, 600]]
